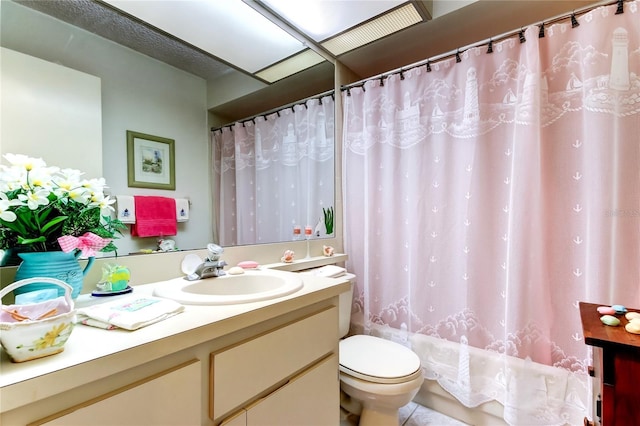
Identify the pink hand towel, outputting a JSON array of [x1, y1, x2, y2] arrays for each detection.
[[131, 196, 177, 237]]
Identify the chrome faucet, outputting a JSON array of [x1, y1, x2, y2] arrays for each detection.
[[191, 259, 227, 279], [185, 243, 227, 281]]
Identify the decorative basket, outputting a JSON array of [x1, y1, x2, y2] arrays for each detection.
[[0, 278, 76, 363]]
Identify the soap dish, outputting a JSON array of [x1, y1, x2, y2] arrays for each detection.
[[91, 286, 133, 297]]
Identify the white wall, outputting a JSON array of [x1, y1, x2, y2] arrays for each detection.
[[0, 1, 212, 256], [0, 47, 103, 178]]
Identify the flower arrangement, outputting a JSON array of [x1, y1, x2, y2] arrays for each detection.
[[0, 154, 125, 256]]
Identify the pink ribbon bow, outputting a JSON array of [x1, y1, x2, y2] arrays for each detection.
[[58, 232, 111, 258]]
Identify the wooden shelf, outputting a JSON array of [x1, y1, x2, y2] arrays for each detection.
[[579, 302, 640, 350], [263, 254, 347, 273], [579, 301, 640, 426]]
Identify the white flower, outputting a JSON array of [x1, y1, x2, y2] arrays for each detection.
[[26, 167, 56, 190], [52, 168, 83, 196], [92, 193, 116, 212], [4, 153, 47, 171], [67, 188, 91, 205], [18, 188, 50, 210], [0, 166, 25, 192], [0, 194, 17, 222], [84, 177, 107, 194], [57, 168, 83, 181], [0, 192, 23, 207]]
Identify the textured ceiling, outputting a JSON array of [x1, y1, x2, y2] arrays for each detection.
[[15, 0, 239, 82]]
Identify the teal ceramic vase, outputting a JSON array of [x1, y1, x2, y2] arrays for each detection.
[[0, 247, 24, 267], [13, 251, 95, 300]]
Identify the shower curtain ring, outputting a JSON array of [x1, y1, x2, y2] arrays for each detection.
[[571, 13, 579, 28]]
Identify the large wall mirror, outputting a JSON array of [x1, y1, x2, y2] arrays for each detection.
[[0, 0, 335, 259], [212, 93, 335, 246]]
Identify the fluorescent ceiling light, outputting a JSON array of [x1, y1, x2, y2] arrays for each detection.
[[101, 0, 427, 83], [321, 3, 423, 56], [104, 0, 305, 73], [261, 0, 406, 42], [256, 49, 325, 83]]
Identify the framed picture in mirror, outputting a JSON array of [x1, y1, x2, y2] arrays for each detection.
[[126, 130, 175, 190]]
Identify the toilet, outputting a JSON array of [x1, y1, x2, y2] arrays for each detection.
[[307, 266, 424, 426]]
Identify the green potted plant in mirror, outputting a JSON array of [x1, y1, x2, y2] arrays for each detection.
[[0, 154, 126, 299], [323, 206, 334, 236]]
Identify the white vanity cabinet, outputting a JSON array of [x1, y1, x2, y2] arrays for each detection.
[[34, 360, 201, 426], [212, 307, 339, 425], [0, 273, 349, 426]]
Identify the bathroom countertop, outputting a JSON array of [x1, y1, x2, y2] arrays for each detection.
[[0, 273, 350, 413]]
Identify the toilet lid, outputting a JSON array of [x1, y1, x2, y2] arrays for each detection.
[[339, 335, 421, 382]]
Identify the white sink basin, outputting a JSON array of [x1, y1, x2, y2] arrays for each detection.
[[152, 269, 303, 305]]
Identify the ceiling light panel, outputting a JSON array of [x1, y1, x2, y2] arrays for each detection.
[[103, 0, 305, 73], [261, 0, 406, 42], [321, 3, 422, 56], [256, 49, 325, 83]]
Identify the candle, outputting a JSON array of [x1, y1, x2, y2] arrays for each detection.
[[304, 226, 313, 235], [293, 226, 301, 235]]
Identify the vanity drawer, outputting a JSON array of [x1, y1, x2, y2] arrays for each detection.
[[210, 306, 337, 421], [33, 360, 201, 426]]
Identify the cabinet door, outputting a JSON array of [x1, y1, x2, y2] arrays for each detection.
[[34, 360, 201, 426], [211, 307, 337, 421], [245, 354, 339, 426], [603, 350, 640, 425]]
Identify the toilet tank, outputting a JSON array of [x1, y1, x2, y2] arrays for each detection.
[[339, 273, 356, 338], [300, 266, 354, 338]]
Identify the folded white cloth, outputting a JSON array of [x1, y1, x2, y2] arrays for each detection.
[[77, 296, 184, 330], [116, 195, 136, 224], [300, 265, 346, 278], [175, 198, 190, 222]]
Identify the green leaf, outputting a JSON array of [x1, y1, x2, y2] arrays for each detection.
[[0, 220, 27, 235], [17, 236, 46, 245], [40, 216, 67, 233]]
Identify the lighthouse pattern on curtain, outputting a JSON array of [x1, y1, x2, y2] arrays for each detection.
[[347, 21, 638, 154]]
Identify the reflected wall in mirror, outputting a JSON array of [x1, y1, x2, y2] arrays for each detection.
[[1, 0, 210, 257], [213, 94, 335, 246], [0, 0, 335, 259]]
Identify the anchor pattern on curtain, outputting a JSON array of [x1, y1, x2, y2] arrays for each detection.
[[343, 2, 639, 424], [213, 95, 335, 246]]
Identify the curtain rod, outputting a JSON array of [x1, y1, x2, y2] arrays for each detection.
[[211, 88, 335, 133], [341, 0, 626, 92]]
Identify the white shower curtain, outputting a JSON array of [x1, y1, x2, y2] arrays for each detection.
[[343, 2, 639, 424], [213, 94, 335, 246]]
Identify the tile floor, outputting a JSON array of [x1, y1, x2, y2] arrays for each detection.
[[340, 401, 470, 426]]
